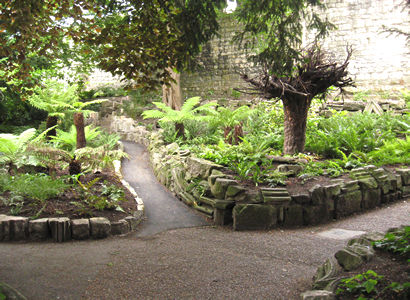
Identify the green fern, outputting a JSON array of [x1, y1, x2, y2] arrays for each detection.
[[0, 128, 37, 170], [209, 105, 252, 128], [28, 144, 128, 174], [28, 79, 107, 120], [142, 97, 216, 123], [74, 146, 129, 172], [51, 125, 102, 152]]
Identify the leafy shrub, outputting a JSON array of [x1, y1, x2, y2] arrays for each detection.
[[0, 88, 47, 126], [336, 270, 383, 298], [374, 226, 410, 260]]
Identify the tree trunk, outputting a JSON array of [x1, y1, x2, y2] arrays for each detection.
[[69, 157, 82, 175], [224, 124, 244, 145], [162, 68, 182, 110], [73, 112, 86, 149], [175, 122, 185, 139], [45, 115, 58, 140], [282, 96, 312, 155]]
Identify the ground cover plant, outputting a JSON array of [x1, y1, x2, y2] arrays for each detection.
[[336, 227, 410, 300], [0, 172, 136, 221], [143, 99, 409, 186]]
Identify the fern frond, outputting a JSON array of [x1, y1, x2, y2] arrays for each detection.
[[75, 146, 129, 171], [27, 145, 72, 169], [0, 138, 17, 156], [73, 98, 107, 109], [181, 97, 201, 113], [16, 128, 36, 149], [152, 101, 174, 114], [142, 109, 166, 120]]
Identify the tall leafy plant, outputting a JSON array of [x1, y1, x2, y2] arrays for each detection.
[[142, 97, 216, 138], [208, 106, 252, 145], [28, 79, 106, 147], [0, 127, 52, 173]]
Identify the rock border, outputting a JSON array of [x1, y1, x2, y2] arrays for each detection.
[[0, 150, 144, 243], [101, 115, 409, 231], [301, 226, 406, 300]]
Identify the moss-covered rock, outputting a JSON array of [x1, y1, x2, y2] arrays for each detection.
[[233, 204, 277, 230]]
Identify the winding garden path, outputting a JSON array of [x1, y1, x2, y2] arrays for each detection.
[[0, 142, 408, 299], [121, 141, 209, 236]]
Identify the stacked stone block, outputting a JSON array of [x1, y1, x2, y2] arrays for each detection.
[[0, 214, 142, 243], [101, 115, 410, 231]]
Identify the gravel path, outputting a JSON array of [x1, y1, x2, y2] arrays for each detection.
[[121, 141, 209, 236], [0, 142, 408, 300]]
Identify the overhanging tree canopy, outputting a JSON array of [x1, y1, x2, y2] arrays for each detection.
[[0, 0, 225, 95], [0, 0, 100, 95], [85, 0, 225, 90]]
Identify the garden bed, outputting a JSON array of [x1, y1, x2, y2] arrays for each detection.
[[335, 251, 409, 300], [0, 171, 138, 222], [102, 114, 410, 231]]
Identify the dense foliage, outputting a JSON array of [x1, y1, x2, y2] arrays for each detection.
[[146, 100, 409, 185]]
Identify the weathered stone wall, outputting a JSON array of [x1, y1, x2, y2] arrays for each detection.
[[181, 14, 256, 101], [180, 0, 410, 101], [101, 115, 410, 231], [309, 0, 409, 90]]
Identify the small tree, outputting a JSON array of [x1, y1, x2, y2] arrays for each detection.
[[234, 0, 354, 154], [28, 80, 105, 147], [241, 47, 354, 154]]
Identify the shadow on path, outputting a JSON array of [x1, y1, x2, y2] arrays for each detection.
[[121, 141, 209, 237]]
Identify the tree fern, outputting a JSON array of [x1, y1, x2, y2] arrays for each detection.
[[180, 96, 201, 113], [142, 97, 216, 123], [0, 128, 37, 170], [51, 125, 102, 152], [142, 97, 217, 138]]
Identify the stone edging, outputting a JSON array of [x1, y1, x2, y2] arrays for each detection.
[[300, 226, 407, 300], [0, 150, 144, 243], [101, 115, 409, 231]]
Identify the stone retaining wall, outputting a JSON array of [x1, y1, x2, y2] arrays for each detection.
[[101, 115, 410, 231]]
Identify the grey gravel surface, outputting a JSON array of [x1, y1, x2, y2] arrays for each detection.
[[121, 141, 209, 236], [1, 201, 408, 300], [0, 141, 408, 299]]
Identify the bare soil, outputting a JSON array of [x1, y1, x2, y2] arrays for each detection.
[[0, 171, 137, 222]]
